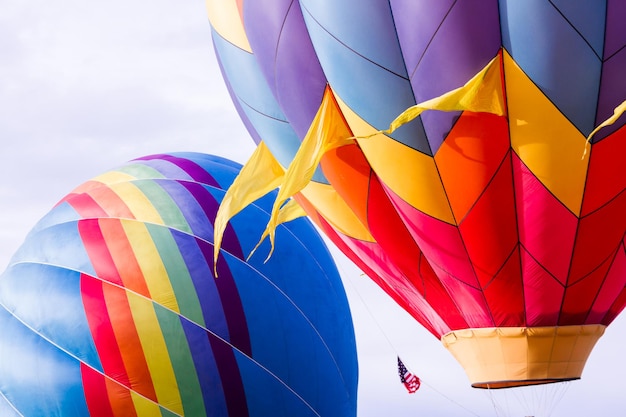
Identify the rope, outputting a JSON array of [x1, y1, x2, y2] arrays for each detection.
[[334, 254, 483, 417]]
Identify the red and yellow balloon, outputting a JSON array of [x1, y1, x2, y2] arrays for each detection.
[[208, 0, 626, 389]]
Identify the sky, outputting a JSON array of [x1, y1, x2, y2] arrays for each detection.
[[1, 1, 624, 416]]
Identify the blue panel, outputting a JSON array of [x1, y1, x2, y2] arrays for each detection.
[[212, 28, 287, 123], [10, 221, 96, 277], [28, 201, 81, 237], [500, 0, 602, 135], [0, 263, 101, 370], [0, 393, 21, 417], [180, 153, 243, 189], [236, 350, 320, 417], [227, 252, 356, 417], [0, 307, 89, 417], [551, 0, 606, 57], [299, 0, 408, 77], [301, 5, 430, 154]]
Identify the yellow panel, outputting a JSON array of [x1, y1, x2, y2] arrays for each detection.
[[109, 182, 164, 225], [334, 94, 454, 224], [205, 0, 251, 52], [121, 220, 180, 313], [92, 171, 137, 186], [127, 291, 183, 416], [300, 181, 374, 242], [130, 391, 164, 417], [442, 325, 605, 388], [504, 51, 589, 215]]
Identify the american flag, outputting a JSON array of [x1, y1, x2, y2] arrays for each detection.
[[397, 356, 421, 393]]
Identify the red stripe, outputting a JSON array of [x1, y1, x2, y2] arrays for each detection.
[[79, 219, 124, 286], [81, 274, 131, 389], [81, 363, 116, 417], [98, 218, 151, 297], [65, 193, 109, 218]]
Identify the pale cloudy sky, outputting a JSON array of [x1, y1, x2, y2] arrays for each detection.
[[0, 1, 623, 416]]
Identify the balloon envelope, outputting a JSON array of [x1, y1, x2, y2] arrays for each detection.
[[0, 153, 358, 416], [208, 0, 626, 388]]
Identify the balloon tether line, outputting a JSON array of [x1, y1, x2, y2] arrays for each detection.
[[335, 259, 483, 417]]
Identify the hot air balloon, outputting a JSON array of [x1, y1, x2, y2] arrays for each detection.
[[0, 153, 358, 417], [207, 0, 626, 390]]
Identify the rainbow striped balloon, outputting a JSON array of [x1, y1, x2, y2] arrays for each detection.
[[0, 153, 357, 417]]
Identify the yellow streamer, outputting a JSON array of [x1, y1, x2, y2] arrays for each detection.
[[354, 54, 505, 140], [583, 99, 626, 158], [256, 88, 354, 259], [247, 198, 307, 262], [213, 142, 285, 275]]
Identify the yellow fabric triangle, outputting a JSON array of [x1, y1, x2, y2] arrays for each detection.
[[583, 99, 626, 158], [213, 141, 285, 275], [357, 54, 505, 139], [257, 87, 355, 258], [247, 198, 307, 262]]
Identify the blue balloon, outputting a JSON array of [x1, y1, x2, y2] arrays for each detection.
[[0, 153, 358, 417]]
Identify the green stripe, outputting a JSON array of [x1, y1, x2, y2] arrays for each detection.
[[133, 180, 192, 233], [117, 163, 166, 179], [155, 303, 206, 417], [146, 223, 205, 327]]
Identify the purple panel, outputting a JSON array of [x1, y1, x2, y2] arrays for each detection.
[[605, 0, 626, 59], [389, 0, 455, 77], [242, 0, 292, 94], [408, 1, 501, 100], [140, 154, 222, 188], [406, 1, 501, 153], [179, 181, 245, 261], [596, 47, 626, 134], [244, 0, 326, 139]]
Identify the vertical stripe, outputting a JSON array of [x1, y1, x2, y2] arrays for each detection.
[[129, 158, 194, 182], [122, 220, 179, 312], [154, 306, 206, 417], [147, 225, 205, 326], [126, 291, 183, 415], [80, 275, 130, 388], [109, 182, 164, 224], [199, 242, 251, 356], [65, 193, 109, 218], [80, 363, 116, 417], [175, 234, 229, 338], [209, 334, 249, 417], [79, 219, 124, 287], [181, 319, 228, 416], [85, 185, 136, 219], [162, 181, 214, 241], [160, 155, 221, 187], [181, 181, 246, 260], [91, 171, 138, 185], [98, 218, 151, 298], [130, 391, 163, 417], [102, 283, 158, 402], [133, 180, 192, 233], [116, 164, 166, 180], [105, 377, 138, 417]]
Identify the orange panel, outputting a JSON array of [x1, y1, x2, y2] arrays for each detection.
[[321, 143, 371, 228], [435, 111, 510, 222]]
